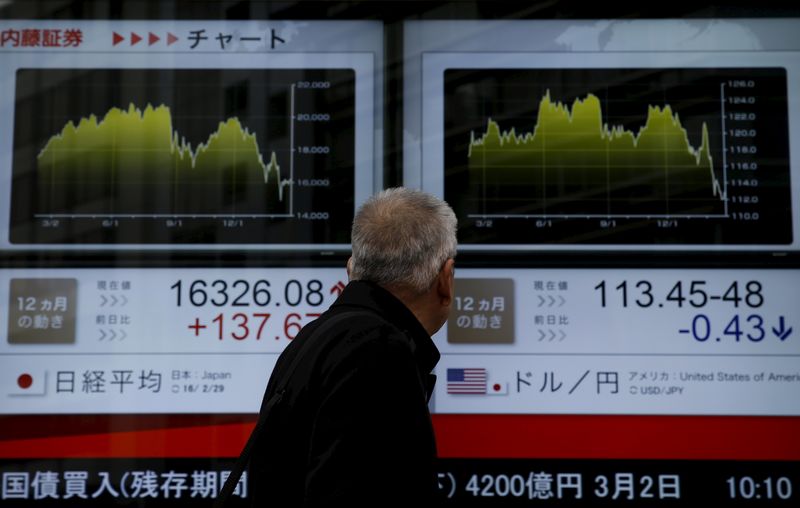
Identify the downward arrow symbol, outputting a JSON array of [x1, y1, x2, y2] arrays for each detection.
[[772, 316, 793, 341]]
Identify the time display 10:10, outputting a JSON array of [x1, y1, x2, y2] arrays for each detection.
[[727, 476, 792, 500]]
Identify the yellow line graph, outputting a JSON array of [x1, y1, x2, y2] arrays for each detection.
[[38, 103, 289, 200], [468, 90, 724, 200]]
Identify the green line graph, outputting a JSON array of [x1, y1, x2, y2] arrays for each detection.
[[467, 90, 724, 216], [38, 103, 288, 205]]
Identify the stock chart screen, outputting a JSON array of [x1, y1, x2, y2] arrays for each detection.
[[0, 19, 380, 252]]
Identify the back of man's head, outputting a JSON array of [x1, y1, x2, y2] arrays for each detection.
[[349, 187, 457, 294]]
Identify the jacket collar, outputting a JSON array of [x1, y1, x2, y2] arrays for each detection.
[[331, 280, 441, 374]]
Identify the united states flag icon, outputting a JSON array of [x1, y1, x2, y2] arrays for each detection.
[[447, 368, 487, 394]]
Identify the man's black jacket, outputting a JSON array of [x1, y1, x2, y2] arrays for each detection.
[[248, 280, 441, 507]]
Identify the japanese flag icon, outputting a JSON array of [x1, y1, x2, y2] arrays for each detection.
[[6, 369, 47, 396], [487, 373, 509, 396]]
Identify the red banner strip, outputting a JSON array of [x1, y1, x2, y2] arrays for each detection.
[[0, 415, 798, 460], [434, 415, 800, 460]]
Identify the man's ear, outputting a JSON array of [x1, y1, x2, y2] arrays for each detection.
[[437, 258, 455, 305], [346, 257, 353, 279]]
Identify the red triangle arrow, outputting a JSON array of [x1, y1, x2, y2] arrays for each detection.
[[112, 32, 124, 46], [167, 33, 178, 46], [148, 32, 160, 45], [130, 32, 142, 46]]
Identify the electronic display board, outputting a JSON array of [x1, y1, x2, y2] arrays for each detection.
[[403, 18, 800, 507], [0, 14, 799, 508], [0, 18, 385, 507]]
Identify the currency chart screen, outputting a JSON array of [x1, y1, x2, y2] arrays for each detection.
[[444, 68, 791, 245], [407, 19, 800, 252]]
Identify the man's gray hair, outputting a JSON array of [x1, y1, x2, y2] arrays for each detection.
[[350, 187, 457, 294]]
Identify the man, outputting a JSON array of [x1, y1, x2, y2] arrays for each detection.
[[248, 187, 457, 506]]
